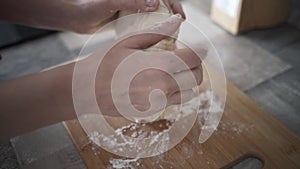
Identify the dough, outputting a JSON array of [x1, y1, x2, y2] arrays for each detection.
[[115, 0, 178, 51]]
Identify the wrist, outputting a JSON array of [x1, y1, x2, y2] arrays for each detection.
[[49, 63, 77, 121]]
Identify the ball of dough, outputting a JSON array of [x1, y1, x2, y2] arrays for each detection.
[[115, 0, 178, 51]]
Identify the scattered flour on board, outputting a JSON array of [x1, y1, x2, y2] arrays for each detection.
[[85, 90, 252, 168], [108, 158, 141, 169]]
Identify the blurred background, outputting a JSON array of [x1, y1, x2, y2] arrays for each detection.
[[0, 0, 299, 169]]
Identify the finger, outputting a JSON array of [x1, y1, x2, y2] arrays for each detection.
[[144, 46, 206, 74], [169, 0, 186, 19], [168, 89, 195, 105], [145, 0, 161, 12], [120, 14, 183, 49], [111, 0, 160, 12], [167, 47, 206, 72], [173, 67, 203, 91]]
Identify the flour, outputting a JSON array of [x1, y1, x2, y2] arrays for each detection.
[[104, 90, 252, 168], [101, 90, 225, 168], [108, 158, 141, 169], [216, 121, 254, 138], [85, 88, 251, 168]]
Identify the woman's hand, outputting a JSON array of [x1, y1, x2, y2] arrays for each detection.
[[82, 14, 204, 116], [0, 0, 185, 34]]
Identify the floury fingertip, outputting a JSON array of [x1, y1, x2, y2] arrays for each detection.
[[174, 13, 182, 18], [146, 0, 157, 7]]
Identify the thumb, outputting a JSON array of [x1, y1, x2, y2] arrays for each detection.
[[120, 14, 183, 49]]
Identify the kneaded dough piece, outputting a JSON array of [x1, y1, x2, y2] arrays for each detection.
[[115, 0, 178, 51], [116, 0, 180, 122]]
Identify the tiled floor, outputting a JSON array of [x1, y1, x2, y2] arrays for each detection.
[[243, 24, 300, 53], [10, 124, 86, 169], [239, 19, 300, 137], [246, 69, 300, 136], [0, 143, 19, 169], [0, 34, 75, 80], [0, 1, 299, 169], [10, 123, 75, 166], [210, 33, 291, 91]]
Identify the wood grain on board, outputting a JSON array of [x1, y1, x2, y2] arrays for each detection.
[[64, 78, 300, 169]]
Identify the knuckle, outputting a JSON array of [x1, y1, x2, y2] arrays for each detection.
[[159, 77, 174, 95], [192, 46, 208, 61], [163, 54, 178, 72], [69, 18, 91, 34], [160, 81, 171, 95], [75, 25, 94, 34], [176, 48, 201, 67], [146, 69, 174, 95], [188, 47, 205, 62], [190, 50, 202, 65]]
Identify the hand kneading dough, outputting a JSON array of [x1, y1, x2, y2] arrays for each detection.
[[115, 0, 181, 122]]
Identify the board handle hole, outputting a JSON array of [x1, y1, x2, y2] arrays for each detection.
[[228, 155, 263, 169]]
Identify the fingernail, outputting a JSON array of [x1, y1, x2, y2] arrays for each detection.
[[146, 0, 157, 7], [145, 6, 156, 12], [174, 13, 182, 18]]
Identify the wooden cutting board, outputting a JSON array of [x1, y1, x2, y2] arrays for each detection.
[[64, 80, 300, 169], [62, 2, 298, 167]]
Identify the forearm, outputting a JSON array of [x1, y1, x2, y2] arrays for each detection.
[[0, 0, 119, 33], [0, 0, 78, 31], [0, 63, 75, 142]]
